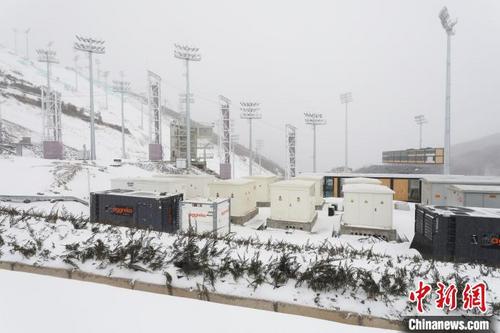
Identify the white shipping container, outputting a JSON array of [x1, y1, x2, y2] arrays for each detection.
[[243, 175, 279, 204], [269, 180, 316, 223], [447, 185, 500, 209], [180, 198, 231, 235], [342, 184, 394, 229], [208, 179, 257, 217], [294, 175, 325, 207]]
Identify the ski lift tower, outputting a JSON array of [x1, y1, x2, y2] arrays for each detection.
[[147, 70, 163, 161]]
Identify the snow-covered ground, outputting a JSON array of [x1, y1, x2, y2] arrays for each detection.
[[0, 270, 395, 333]]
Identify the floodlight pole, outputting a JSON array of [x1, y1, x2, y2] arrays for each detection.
[[340, 92, 352, 172], [305, 112, 326, 173], [113, 72, 130, 159], [439, 7, 457, 175], [415, 115, 427, 149], [74, 36, 105, 160], [103, 71, 109, 109], [174, 44, 201, 169], [240, 102, 261, 176]]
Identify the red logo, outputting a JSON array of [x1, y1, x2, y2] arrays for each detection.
[[111, 206, 134, 216], [409, 281, 487, 313]]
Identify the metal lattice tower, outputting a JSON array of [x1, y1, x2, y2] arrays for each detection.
[[439, 6, 457, 175], [113, 73, 131, 159], [147, 71, 162, 145], [285, 124, 297, 179], [74, 35, 105, 160], [340, 92, 352, 172], [240, 102, 261, 176], [219, 95, 231, 164], [174, 43, 201, 169], [414, 115, 428, 149], [41, 88, 62, 142], [37, 48, 62, 145], [304, 112, 326, 173]]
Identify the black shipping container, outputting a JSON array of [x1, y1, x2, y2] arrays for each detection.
[[410, 204, 500, 265], [90, 189, 183, 233]]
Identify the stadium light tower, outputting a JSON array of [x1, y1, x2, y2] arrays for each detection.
[[240, 102, 261, 176], [24, 28, 31, 60], [340, 92, 352, 172], [174, 43, 201, 169], [74, 36, 105, 161], [414, 115, 428, 149], [113, 72, 130, 159], [439, 6, 457, 175], [304, 112, 326, 173]]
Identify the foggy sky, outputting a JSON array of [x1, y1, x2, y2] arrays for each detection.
[[2, 0, 500, 172]]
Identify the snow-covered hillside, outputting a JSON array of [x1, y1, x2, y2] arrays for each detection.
[[0, 44, 274, 177]]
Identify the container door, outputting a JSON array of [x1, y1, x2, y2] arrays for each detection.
[[137, 202, 157, 230], [359, 194, 372, 227], [483, 193, 500, 208], [373, 195, 391, 229], [162, 198, 179, 233]]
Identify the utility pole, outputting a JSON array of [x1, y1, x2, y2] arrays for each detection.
[[174, 44, 201, 169], [439, 7, 457, 175], [414, 115, 428, 149], [340, 92, 352, 172], [240, 102, 261, 176], [74, 35, 105, 161], [304, 112, 326, 173], [24, 28, 30, 60], [113, 72, 130, 159], [285, 124, 297, 179]]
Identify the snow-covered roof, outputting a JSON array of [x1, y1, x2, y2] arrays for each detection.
[[421, 175, 500, 185], [448, 184, 500, 193], [270, 180, 316, 189], [342, 184, 394, 194], [343, 177, 382, 185]]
